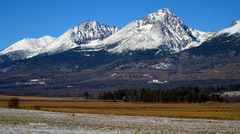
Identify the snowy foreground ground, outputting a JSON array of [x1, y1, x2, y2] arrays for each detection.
[[0, 108, 240, 134]]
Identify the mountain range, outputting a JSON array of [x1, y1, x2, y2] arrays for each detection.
[[0, 8, 215, 60], [0, 8, 239, 97]]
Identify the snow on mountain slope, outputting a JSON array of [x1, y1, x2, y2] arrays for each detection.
[[99, 8, 213, 53], [217, 20, 240, 36], [185, 27, 215, 49], [0, 36, 55, 59], [30, 21, 120, 57]]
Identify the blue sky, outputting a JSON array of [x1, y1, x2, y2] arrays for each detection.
[[0, 0, 239, 51]]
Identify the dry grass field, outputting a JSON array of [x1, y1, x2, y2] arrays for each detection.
[[0, 95, 240, 120]]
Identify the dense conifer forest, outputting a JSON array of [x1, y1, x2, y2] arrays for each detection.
[[98, 83, 240, 103]]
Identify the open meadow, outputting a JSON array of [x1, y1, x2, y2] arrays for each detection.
[[0, 95, 240, 120]]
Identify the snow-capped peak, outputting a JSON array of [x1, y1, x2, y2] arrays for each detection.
[[141, 8, 176, 24], [100, 8, 212, 53], [69, 20, 120, 44]]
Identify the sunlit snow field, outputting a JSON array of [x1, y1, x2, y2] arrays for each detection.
[[0, 108, 239, 133]]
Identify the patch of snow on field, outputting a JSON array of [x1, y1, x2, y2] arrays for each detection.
[[0, 108, 240, 133]]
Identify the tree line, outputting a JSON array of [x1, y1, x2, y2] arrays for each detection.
[[98, 88, 223, 103], [198, 83, 240, 94]]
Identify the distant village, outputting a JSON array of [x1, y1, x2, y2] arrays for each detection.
[[148, 79, 167, 84]]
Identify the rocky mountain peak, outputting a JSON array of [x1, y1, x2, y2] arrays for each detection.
[[75, 20, 100, 32], [231, 20, 239, 27], [141, 8, 180, 25], [101, 8, 211, 53], [68, 20, 120, 45]]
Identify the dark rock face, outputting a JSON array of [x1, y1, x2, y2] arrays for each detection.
[[231, 20, 238, 27]]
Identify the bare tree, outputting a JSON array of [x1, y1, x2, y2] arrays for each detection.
[[8, 97, 19, 108]]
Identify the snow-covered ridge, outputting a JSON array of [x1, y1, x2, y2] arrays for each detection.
[[0, 36, 55, 59], [217, 20, 240, 36], [29, 21, 120, 57], [0, 36, 55, 55], [185, 27, 215, 49]]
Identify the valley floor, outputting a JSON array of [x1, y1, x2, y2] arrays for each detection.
[[0, 108, 240, 133]]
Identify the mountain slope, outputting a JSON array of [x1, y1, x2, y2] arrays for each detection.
[[184, 20, 240, 57], [0, 36, 55, 60], [75, 20, 240, 90], [217, 20, 240, 36], [0, 10, 239, 97], [0, 20, 239, 93]]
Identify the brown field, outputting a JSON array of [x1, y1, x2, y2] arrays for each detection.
[[0, 95, 85, 101], [0, 95, 240, 120]]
